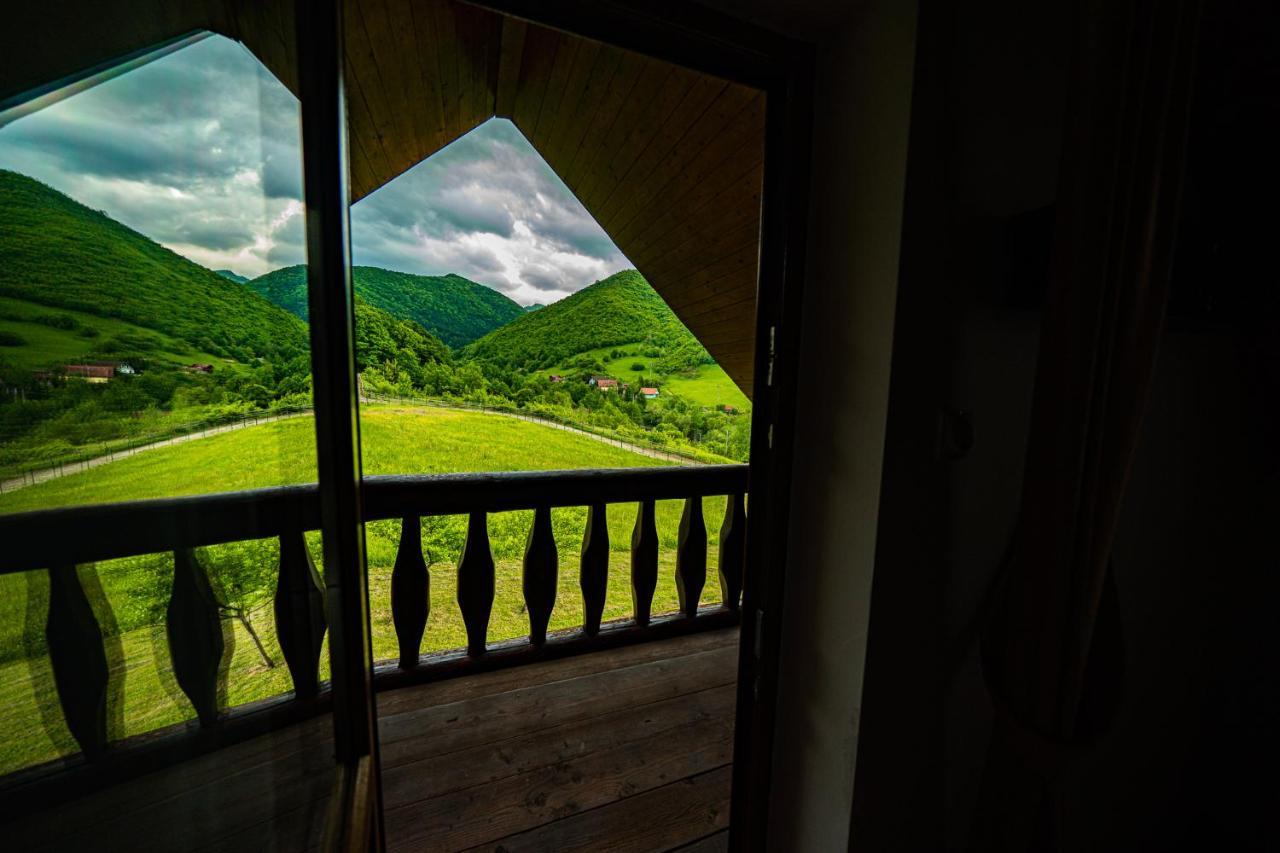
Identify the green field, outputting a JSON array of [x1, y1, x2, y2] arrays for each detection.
[[0, 295, 228, 371], [0, 406, 735, 773], [545, 343, 751, 412]]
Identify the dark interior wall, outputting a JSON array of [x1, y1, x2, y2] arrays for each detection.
[[717, 0, 1277, 848], [755, 0, 921, 847]]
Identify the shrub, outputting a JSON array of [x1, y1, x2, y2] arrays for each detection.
[[0, 331, 26, 346], [77, 325, 101, 338], [630, 362, 646, 372], [36, 313, 79, 330]]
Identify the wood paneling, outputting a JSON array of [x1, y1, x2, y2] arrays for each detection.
[[2, 0, 765, 394]]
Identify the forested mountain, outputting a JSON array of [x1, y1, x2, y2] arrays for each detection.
[[461, 270, 709, 371], [0, 170, 308, 363], [215, 269, 249, 284], [248, 265, 522, 347]]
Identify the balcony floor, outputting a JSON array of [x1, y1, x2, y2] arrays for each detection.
[[10, 628, 737, 852], [379, 627, 737, 852]]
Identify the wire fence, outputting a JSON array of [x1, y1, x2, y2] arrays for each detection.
[[0, 406, 313, 494], [359, 391, 716, 466], [0, 393, 723, 494]]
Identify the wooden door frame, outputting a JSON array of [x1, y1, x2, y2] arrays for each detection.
[[463, 3, 815, 848], [295, 0, 384, 848]]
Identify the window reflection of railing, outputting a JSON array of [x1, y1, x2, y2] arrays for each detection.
[[0, 465, 747, 804]]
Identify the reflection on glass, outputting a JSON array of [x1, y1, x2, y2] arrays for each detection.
[[0, 33, 321, 776]]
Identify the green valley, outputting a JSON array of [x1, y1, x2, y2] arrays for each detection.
[[0, 407, 728, 772]]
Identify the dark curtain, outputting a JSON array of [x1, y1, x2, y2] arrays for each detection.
[[971, 0, 1203, 848]]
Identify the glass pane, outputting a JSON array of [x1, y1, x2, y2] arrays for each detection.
[[0, 31, 333, 849]]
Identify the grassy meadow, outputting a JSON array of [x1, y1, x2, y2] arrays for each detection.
[[545, 343, 751, 412], [0, 405, 735, 773]]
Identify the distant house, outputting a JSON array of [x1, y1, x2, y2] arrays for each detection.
[[63, 364, 114, 383], [548, 374, 564, 383], [589, 376, 618, 390], [641, 387, 660, 399], [723, 405, 736, 414], [185, 363, 214, 374], [116, 363, 137, 375]]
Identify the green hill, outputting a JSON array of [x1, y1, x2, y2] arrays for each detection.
[[0, 170, 307, 364], [461, 270, 704, 370], [248, 264, 522, 347]]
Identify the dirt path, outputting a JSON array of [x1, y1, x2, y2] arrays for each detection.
[[0, 410, 312, 494], [0, 401, 698, 494]]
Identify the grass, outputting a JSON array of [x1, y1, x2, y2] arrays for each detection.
[[0, 406, 736, 773], [0, 296, 227, 371], [545, 342, 751, 412]]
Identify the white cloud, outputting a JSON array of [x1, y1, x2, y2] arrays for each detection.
[[0, 35, 629, 302]]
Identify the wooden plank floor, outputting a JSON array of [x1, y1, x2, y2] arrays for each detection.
[[379, 628, 738, 852], [4, 629, 737, 853]]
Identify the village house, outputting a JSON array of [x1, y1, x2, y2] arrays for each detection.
[[185, 363, 214, 374], [588, 376, 617, 390], [62, 363, 114, 383], [640, 387, 659, 399], [547, 374, 563, 383]]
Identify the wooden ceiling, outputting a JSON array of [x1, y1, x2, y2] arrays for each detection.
[[1, 0, 765, 394]]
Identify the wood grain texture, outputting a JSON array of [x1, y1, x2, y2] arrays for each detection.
[[717, 493, 746, 611], [390, 516, 430, 668], [460, 765, 733, 853], [676, 497, 708, 618], [274, 528, 327, 697], [45, 565, 110, 759], [457, 511, 495, 656], [630, 499, 659, 627], [167, 548, 225, 727], [521, 505, 558, 647], [579, 502, 609, 636]]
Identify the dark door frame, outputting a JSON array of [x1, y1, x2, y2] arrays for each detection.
[[295, 0, 384, 848], [462, 3, 814, 848]]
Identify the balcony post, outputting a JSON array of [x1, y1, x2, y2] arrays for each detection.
[[580, 502, 609, 636]]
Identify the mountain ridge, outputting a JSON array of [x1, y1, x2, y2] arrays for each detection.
[[0, 170, 307, 363], [248, 264, 522, 347], [460, 269, 707, 372]]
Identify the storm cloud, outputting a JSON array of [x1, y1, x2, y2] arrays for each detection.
[[0, 33, 628, 302]]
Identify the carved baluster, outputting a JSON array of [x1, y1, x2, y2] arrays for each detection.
[[580, 503, 609, 636], [675, 497, 707, 618], [391, 516, 430, 669], [46, 565, 109, 758], [274, 530, 326, 697], [522, 506, 558, 646], [167, 548, 224, 727], [457, 511, 494, 657], [630, 500, 658, 626], [718, 493, 747, 611]]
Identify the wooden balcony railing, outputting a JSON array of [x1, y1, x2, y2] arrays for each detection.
[[0, 465, 748, 812]]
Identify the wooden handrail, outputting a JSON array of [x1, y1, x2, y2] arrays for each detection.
[[0, 465, 749, 575], [0, 464, 750, 814]]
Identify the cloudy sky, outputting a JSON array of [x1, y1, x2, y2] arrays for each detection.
[[0, 34, 629, 305]]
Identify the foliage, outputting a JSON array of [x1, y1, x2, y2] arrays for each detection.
[[460, 270, 705, 370], [0, 171, 308, 363], [248, 264, 523, 347]]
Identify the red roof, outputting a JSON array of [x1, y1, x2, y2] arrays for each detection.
[[595, 378, 618, 387], [640, 387, 659, 394], [64, 364, 113, 379]]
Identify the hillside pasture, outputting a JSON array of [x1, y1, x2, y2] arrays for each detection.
[[0, 406, 735, 773], [546, 342, 751, 412], [0, 296, 227, 371]]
